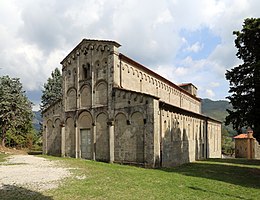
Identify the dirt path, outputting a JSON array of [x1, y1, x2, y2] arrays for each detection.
[[0, 155, 71, 192]]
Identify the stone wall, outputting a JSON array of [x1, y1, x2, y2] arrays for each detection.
[[113, 54, 201, 114], [158, 103, 221, 167], [42, 39, 222, 168], [207, 121, 222, 158], [254, 141, 260, 159], [65, 115, 75, 157], [160, 110, 201, 167], [42, 100, 63, 156], [235, 139, 249, 158], [113, 88, 157, 167]]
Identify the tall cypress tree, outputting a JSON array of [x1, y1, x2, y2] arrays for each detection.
[[225, 18, 260, 144], [41, 68, 62, 110]]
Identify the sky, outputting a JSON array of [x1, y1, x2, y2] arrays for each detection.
[[0, 0, 259, 111]]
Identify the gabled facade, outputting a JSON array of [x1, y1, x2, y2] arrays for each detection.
[[42, 39, 221, 167]]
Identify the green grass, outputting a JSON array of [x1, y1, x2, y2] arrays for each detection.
[[39, 157, 260, 200], [0, 153, 8, 163]]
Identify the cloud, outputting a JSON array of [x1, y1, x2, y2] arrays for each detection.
[[210, 82, 220, 88], [205, 89, 215, 98], [154, 55, 230, 100], [153, 8, 174, 27], [185, 42, 204, 53], [0, 0, 260, 108]]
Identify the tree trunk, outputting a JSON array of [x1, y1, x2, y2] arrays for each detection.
[[1, 137, 5, 147]]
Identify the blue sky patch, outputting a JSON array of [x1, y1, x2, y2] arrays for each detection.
[[176, 27, 221, 60]]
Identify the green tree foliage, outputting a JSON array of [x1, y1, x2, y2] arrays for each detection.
[[0, 75, 33, 147], [41, 68, 62, 110], [221, 127, 235, 156], [225, 18, 260, 144]]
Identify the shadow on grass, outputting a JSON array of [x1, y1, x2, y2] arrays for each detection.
[[27, 151, 43, 155], [188, 186, 252, 200], [0, 185, 53, 200], [208, 158, 260, 166], [161, 159, 260, 189]]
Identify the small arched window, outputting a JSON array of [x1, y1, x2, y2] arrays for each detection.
[[83, 63, 91, 79]]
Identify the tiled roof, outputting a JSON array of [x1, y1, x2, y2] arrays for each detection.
[[234, 131, 254, 139], [234, 134, 249, 139]]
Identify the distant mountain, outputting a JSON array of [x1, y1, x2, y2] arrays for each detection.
[[33, 111, 42, 132], [201, 98, 236, 136], [201, 98, 232, 122]]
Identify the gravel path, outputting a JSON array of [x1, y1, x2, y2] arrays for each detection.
[[0, 155, 71, 192]]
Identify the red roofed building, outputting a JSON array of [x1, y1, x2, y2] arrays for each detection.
[[234, 130, 260, 159]]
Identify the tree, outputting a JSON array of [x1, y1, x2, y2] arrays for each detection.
[[41, 68, 62, 110], [225, 18, 260, 144], [0, 76, 33, 147], [221, 127, 235, 156]]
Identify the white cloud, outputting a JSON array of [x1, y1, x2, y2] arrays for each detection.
[[32, 104, 40, 112], [153, 9, 174, 27], [155, 65, 176, 82], [205, 89, 215, 98], [181, 37, 188, 44], [185, 42, 204, 53], [0, 0, 259, 105], [210, 82, 220, 88]]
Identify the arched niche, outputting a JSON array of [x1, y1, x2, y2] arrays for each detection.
[[80, 85, 91, 108], [46, 119, 54, 155], [65, 117, 75, 157], [46, 119, 53, 139], [96, 113, 109, 161], [95, 81, 107, 106], [114, 113, 128, 162], [51, 118, 62, 156], [131, 112, 144, 163], [66, 88, 77, 110], [95, 58, 107, 80], [78, 111, 92, 129]]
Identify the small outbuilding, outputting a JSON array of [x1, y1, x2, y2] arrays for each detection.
[[234, 130, 260, 159]]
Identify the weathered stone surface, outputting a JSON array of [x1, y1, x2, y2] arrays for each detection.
[[42, 39, 221, 168]]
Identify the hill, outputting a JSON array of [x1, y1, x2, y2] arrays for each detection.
[[201, 98, 232, 122], [201, 98, 236, 137], [33, 111, 42, 132]]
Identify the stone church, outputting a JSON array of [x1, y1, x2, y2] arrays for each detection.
[[42, 39, 221, 168]]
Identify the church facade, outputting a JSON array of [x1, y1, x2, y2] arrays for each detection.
[[42, 39, 221, 168]]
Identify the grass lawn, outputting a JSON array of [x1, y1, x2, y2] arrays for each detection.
[[0, 153, 8, 163], [41, 157, 260, 200]]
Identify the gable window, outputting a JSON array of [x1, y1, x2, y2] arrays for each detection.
[[83, 63, 91, 79]]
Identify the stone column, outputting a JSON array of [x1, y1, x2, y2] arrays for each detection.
[[75, 126, 79, 158], [42, 124, 47, 154], [61, 126, 65, 157], [108, 121, 114, 163], [93, 123, 96, 160]]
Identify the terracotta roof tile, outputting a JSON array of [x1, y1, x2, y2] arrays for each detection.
[[234, 134, 249, 139], [234, 131, 254, 139]]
